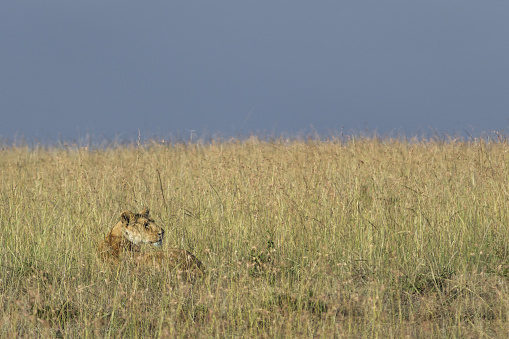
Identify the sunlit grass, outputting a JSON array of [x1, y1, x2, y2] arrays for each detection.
[[2, 136, 509, 337]]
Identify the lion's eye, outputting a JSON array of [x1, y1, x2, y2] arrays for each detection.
[[144, 222, 149, 228]]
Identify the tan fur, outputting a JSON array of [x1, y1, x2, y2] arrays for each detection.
[[98, 208, 204, 275]]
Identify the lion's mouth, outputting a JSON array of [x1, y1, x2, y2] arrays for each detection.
[[152, 240, 163, 248]]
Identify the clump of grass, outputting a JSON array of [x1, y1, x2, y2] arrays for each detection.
[[2, 136, 509, 337]]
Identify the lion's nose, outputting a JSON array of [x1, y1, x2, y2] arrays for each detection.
[[159, 229, 165, 238]]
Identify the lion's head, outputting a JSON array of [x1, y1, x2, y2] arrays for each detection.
[[119, 208, 165, 247]]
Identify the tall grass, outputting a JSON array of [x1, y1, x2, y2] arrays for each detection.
[[2, 137, 509, 337]]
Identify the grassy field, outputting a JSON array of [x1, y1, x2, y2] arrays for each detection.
[[2, 137, 509, 337]]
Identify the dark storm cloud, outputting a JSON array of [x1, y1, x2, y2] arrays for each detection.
[[1, 1, 508, 141]]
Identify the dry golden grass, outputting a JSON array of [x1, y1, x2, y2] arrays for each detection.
[[2, 136, 509, 337]]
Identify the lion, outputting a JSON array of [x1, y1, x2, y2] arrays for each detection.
[[98, 208, 205, 275]]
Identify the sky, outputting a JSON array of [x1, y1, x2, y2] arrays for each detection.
[[1, 1, 509, 143]]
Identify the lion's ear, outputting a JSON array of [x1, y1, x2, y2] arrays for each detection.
[[141, 207, 150, 217], [121, 211, 134, 224]]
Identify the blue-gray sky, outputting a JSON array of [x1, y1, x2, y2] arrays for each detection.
[[2, 1, 509, 142]]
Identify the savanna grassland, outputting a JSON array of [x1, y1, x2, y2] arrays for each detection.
[[2, 137, 509, 338]]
